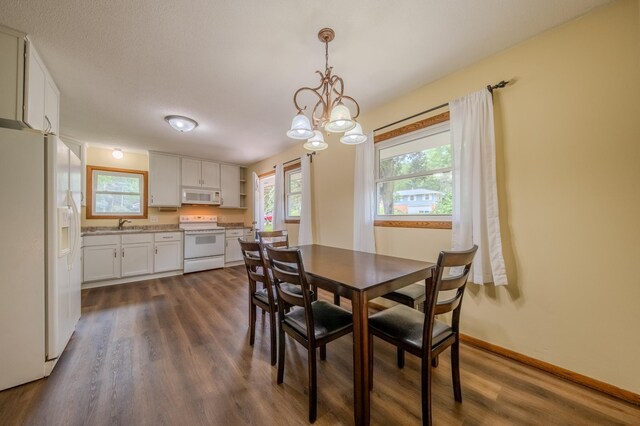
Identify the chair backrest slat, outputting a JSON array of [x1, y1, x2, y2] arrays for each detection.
[[265, 245, 315, 340], [239, 239, 275, 308], [258, 230, 289, 249], [423, 245, 478, 350]]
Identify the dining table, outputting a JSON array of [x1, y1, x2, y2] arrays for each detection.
[[297, 244, 435, 426]]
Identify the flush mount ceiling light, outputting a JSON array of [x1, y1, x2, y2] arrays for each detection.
[[112, 148, 124, 159], [287, 28, 367, 151], [164, 115, 198, 132]]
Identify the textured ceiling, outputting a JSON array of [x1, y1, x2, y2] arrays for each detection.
[[0, 0, 610, 164]]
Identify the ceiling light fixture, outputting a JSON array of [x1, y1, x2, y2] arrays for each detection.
[[287, 28, 367, 150], [165, 115, 198, 132], [112, 148, 124, 159]]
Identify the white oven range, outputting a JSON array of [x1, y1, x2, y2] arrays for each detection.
[[180, 215, 225, 273]]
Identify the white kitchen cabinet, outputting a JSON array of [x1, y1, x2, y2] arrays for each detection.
[[220, 164, 240, 208], [154, 232, 182, 273], [225, 229, 244, 264], [121, 242, 154, 277], [0, 27, 59, 133], [181, 158, 220, 189], [83, 245, 120, 282], [149, 152, 181, 207]]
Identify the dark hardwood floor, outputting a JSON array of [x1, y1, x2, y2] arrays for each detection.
[[1, 267, 638, 425]]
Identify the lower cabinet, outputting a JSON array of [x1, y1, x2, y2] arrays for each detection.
[[225, 228, 252, 264], [83, 232, 183, 283]]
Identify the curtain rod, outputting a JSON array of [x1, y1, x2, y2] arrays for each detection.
[[273, 152, 315, 169], [373, 80, 509, 133]]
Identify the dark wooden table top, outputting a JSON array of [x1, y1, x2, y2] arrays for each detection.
[[297, 244, 434, 297]]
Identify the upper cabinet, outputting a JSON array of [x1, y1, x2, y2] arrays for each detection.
[[0, 26, 60, 134], [220, 164, 240, 208], [181, 158, 220, 189], [149, 152, 181, 207]]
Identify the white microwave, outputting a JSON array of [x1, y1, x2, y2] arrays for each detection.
[[181, 188, 221, 205]]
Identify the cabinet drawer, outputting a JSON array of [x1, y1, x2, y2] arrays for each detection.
[[83, 234, 120, 247], [225, 229, 244, 238], [155, 232, 182, 242], [121, 233, 153, 244]]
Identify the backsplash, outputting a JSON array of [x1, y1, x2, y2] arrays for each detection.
[[80, 205, 247, 227]]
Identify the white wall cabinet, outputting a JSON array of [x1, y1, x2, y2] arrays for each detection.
[[0, 26, 60, 134], [220, 164, 241, 208], [181, 158, 220, 189], [149, 152, 181, 207], [83, 232, 182, 284]]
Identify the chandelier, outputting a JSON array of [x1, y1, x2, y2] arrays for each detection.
[[286, 28, 367, 150]]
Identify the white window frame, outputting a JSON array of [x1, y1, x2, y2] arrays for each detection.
[[374, 120, 452, 222], [285, 167, 301, 221], [89, 168, 146, 218]]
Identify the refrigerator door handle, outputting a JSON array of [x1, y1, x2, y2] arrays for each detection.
[[67, 190, 81, 270]]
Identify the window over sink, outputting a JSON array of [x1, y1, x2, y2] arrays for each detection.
[[86, 166, 148, 219]]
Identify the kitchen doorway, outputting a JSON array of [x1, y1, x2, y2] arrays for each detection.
[[257, 174, 275, 232]]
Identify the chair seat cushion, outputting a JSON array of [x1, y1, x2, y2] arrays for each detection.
[[368, 304, 452, 351], [284, 300, 353, 340], [253, 283, 309, 305], [382, 283, 426, 308]]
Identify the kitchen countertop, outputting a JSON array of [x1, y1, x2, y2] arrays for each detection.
[[82, 224, 182, 236]]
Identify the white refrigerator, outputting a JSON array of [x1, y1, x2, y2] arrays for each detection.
[[0, 126, 81, 391]]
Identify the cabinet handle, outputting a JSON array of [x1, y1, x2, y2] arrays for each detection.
[[155, 247, 158, 254], [44, 115, 52, 133], [122, 248, 125, 257], [151, 195, 154, 203], [114, 249, 117, 258]]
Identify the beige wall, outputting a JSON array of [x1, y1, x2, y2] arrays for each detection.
[[247, 0, 640, 393], [82, 146, 246, 227]]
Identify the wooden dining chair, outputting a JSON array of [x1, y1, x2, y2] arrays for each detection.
[[258, 230, 289, 248], [239, 239, 279, 365], [265, 245, 353, 423], [367, 245, 478, 426], [381, 281, 428, 312]]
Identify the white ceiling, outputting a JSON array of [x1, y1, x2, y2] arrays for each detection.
[[0, 0, 610, 165]]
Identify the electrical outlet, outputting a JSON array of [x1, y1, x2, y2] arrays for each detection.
[[149, 215, 158, 223]]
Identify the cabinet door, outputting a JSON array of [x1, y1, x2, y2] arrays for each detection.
[[201, 161, 220, 189], [0, 26, 25, 122], [220, 164, 240, 208], [44, 78, 59, 135], [121, 243, 153, 277], [83, 245, 120, 282], [24, 43, 46, 131], [181, 158, 202, 187], [154, 241, 182, 273], [225, 237, 243, 263], [149, 153, 180, 206]]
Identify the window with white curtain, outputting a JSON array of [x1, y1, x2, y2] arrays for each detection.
[[285, 167, 302, 221], [375, 120, 452, 221]]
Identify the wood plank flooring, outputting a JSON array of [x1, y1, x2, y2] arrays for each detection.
[[0, 267, 638, 425]]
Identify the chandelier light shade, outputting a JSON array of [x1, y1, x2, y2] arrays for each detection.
[[303, 130, 328, 151], [286, 27, 366, 151], [165, 115, 198, 132], [286, 113, 314, 139], [340, 122, 367, 145]]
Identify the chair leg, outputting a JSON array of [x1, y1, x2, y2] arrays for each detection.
[[277, 324, 286, 384], [451, 339, 462, 402], [368, 336, 374, 391], [269, 311, 277, 366], [422, 356, 433, 426], [431, 355, 439, 368], [320, 344, 326, 361], [249, 303, 257, 346], [397, 347, 405, 369], [308, 345, 318, 423]]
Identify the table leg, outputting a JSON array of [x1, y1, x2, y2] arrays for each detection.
[[351, 291, 370, 426], [334, 293, 341, 306]]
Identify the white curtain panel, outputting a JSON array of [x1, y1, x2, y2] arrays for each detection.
[[273, 163, 285, 231], [353, 131, 376, 253], [450, 88, 508, 285], [252, 172, 262, 231], [298, 155, 313, 245]]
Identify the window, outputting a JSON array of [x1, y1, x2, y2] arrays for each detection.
[[258, 174, 275, 231], [86, 166, 147, 219], [375, 119, 452, 222], [285, 167, 302, 221]]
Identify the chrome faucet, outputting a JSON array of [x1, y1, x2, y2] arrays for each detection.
[[118, 218, 132, 230]]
